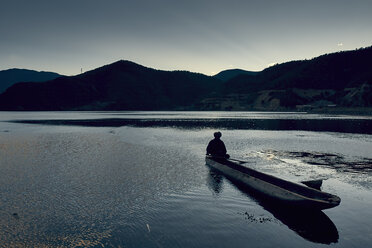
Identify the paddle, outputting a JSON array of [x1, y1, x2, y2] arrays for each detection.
[[228, 158, 251, 164]]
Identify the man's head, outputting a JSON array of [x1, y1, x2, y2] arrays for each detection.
[[214, 131, 222, 139]]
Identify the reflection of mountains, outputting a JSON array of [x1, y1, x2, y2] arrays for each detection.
[[11, 118, 372, 134], [207, 168, 339, 244]]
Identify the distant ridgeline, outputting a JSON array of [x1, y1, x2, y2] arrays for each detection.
[[0, 46, 371, 111], [0, 69, 61, 94]]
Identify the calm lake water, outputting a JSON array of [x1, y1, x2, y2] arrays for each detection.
[[0, 111, 372, 248]]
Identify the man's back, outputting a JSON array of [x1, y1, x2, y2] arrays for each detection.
[[207, 138, 227, 157]]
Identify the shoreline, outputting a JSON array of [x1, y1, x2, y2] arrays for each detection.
[[305, 107, 372, 116], [0, 107, 371, 116]]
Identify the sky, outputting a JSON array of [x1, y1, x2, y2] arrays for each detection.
[[1, 0, 371, 76]]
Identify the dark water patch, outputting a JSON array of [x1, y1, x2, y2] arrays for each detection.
[[9, 117, 372, 134], [207, 167, 339, 244], [266, 205, 339, 245], [12, 213, 19, 220]]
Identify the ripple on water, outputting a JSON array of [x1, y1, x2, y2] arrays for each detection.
[[0, 130, 206, 247]]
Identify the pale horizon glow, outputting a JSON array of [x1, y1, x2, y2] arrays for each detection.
[[1, 0, 371, 76]]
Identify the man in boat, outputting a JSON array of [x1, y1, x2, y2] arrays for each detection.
[[206, 131, 230, 159]]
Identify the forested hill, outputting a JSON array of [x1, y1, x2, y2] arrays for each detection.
[[225, 46, 372, 92], [0, 61, 222, 110], [213, 69, 258, 82], [209, 46, 371, 111], [0, 69, 61, 93], [0, 47, 371, 111]]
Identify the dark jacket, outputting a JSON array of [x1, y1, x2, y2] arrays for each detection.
[[206, 138, 227, 157]]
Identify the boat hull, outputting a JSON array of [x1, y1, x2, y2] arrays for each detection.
[[206, 157, 341, 210]]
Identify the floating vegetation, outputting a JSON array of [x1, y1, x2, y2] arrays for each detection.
[[263, 150, 372, 173], [238, 212, 278, 224]]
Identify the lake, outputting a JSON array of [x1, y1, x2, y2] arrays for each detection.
[[0, 111, 372, 247]]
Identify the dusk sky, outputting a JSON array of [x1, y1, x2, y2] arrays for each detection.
[[1, 0, 371, 76]]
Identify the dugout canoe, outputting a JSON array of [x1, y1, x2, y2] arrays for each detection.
[[205, 156, 341, 210]]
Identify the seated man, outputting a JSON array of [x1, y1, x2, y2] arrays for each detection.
[[206, 131, 230, 158]]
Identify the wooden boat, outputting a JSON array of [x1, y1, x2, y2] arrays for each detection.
[[205, 156, 341, 210]]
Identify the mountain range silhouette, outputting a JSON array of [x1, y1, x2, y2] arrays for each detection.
[[0, 47, 371, 111]]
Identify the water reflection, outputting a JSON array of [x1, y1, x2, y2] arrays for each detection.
[[206, 167, 339, 244], [206, 169, 224, 195]]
